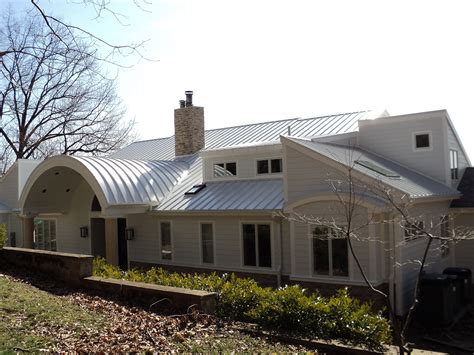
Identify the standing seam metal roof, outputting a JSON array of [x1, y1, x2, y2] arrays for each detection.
[[73, 157, 189, 205], [109, 111, 372, 161]]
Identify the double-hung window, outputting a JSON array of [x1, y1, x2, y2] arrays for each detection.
[[160, 222, 172, 260], [200, 223, 214, 264], [34, 219, 57, 251], [242, 223, 272, 268], [312, 226, 348, 277], [450, 150, 459, 180]]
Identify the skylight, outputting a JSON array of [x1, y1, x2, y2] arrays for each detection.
[[355, 160, 400, 178], [185, 184, 206, 195]]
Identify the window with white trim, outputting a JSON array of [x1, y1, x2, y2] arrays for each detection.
[[160, 222, 172, 260], [257, 158, 283, 175], [450, 150, 458, 180], [242, 223, 272, 267], [414, 132, 431, 150], [404, 221, 424, 241], [312, 226, 348, 277], [213, 162, 237, 177], [201, 223, 214, 264], [34, 219, 57, 251]]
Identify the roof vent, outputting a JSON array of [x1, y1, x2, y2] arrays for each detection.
[[179, 100, 186, 108], [185, 90, 193, 107]]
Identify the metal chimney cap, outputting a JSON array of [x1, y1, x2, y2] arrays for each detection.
[[185, 90, 193, 95]]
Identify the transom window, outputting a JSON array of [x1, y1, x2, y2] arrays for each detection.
[[242, 223, 272, 268], [214, 162, 237, 177], [450, 150, 458, 180], [160, 222, 172, 260], [34, 219, 57, 251], [312, 226, 348, 277], [414, 132, 431, 150], [201, 223, 214, 264], [257, 158, 283, 175]]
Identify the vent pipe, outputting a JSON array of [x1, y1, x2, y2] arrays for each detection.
[[179, 100, 186, 108], [185, 90, 193, 107]]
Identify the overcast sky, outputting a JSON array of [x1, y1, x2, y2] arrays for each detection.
[[8, 0, 474, 160]]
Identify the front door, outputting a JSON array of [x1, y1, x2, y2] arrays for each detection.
[[117, 218, 128, 270]]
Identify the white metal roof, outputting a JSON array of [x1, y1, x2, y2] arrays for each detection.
[[110, 111, 372, 161], [20, 156, 190, 209], [153, 155, 283, 212]]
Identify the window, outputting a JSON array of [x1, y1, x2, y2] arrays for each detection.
[[160, 222, 172, 260], [257, 158, 283, 175], [404, 221, 424, 241], [201, 223, 214, 264], [214, 162, 237, 177], [185, 184, 206, 195], [440, 216, 450, 258], [242, 223, 272, 267], [450, 150, 459, 180], [34, 219, 57, 251], [312, 226, 348, 277], [355, 160, 399, 178], [414, 132, 431, 150]]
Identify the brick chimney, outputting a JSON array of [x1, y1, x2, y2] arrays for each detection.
[[174, 91, 205, 156]]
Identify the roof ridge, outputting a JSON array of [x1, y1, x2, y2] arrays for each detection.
[[130, 110, 370, 144]]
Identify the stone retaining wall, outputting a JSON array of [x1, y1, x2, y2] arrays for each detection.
[[83, 276, 216, 314], [0, 247, 93, 286], [0, 247, 216, 314]]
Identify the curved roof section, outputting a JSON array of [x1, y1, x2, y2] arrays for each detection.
[[20, 156, 189, 209], [110, 111, 373, 161]]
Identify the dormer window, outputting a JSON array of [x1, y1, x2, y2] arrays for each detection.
[[413, 131, 432, 150], [214, 162, 237, 177], [257, 158, 283, 175]]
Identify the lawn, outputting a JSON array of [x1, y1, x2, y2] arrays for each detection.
[[0, 271, 317, 352]]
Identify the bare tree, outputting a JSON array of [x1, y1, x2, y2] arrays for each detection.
[[0, 0, 153, 65], [281, 148, 474, 354], [0, 12, 134, 171]]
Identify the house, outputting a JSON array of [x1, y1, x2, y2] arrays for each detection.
[[0, 91, 473, 315]]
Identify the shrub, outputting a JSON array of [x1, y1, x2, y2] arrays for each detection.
[[92, 257, 391, 349]]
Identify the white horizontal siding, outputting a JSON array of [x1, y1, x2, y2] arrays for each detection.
[[285, 146, 347, 206], [453, 213, 474, 279], [359, 114, 447, 183], [53, 180, 93, 254], [447, 123, 470, 187], [399, 201, 451, 313], [127, 214, 279, 272], [292, 201, 371, 283]]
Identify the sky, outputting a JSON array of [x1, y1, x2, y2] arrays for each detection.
[[6, 0, 474, 160]]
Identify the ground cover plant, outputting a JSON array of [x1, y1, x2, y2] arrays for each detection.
[[94, 258, 391, 349]]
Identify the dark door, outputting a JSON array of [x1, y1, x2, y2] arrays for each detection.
[[117, 218, 128, 270], [90, 218, 106, 258]]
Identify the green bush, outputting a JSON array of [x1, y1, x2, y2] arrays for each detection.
[[92, 258, 391, 349], [0, 224, 7, 248]]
